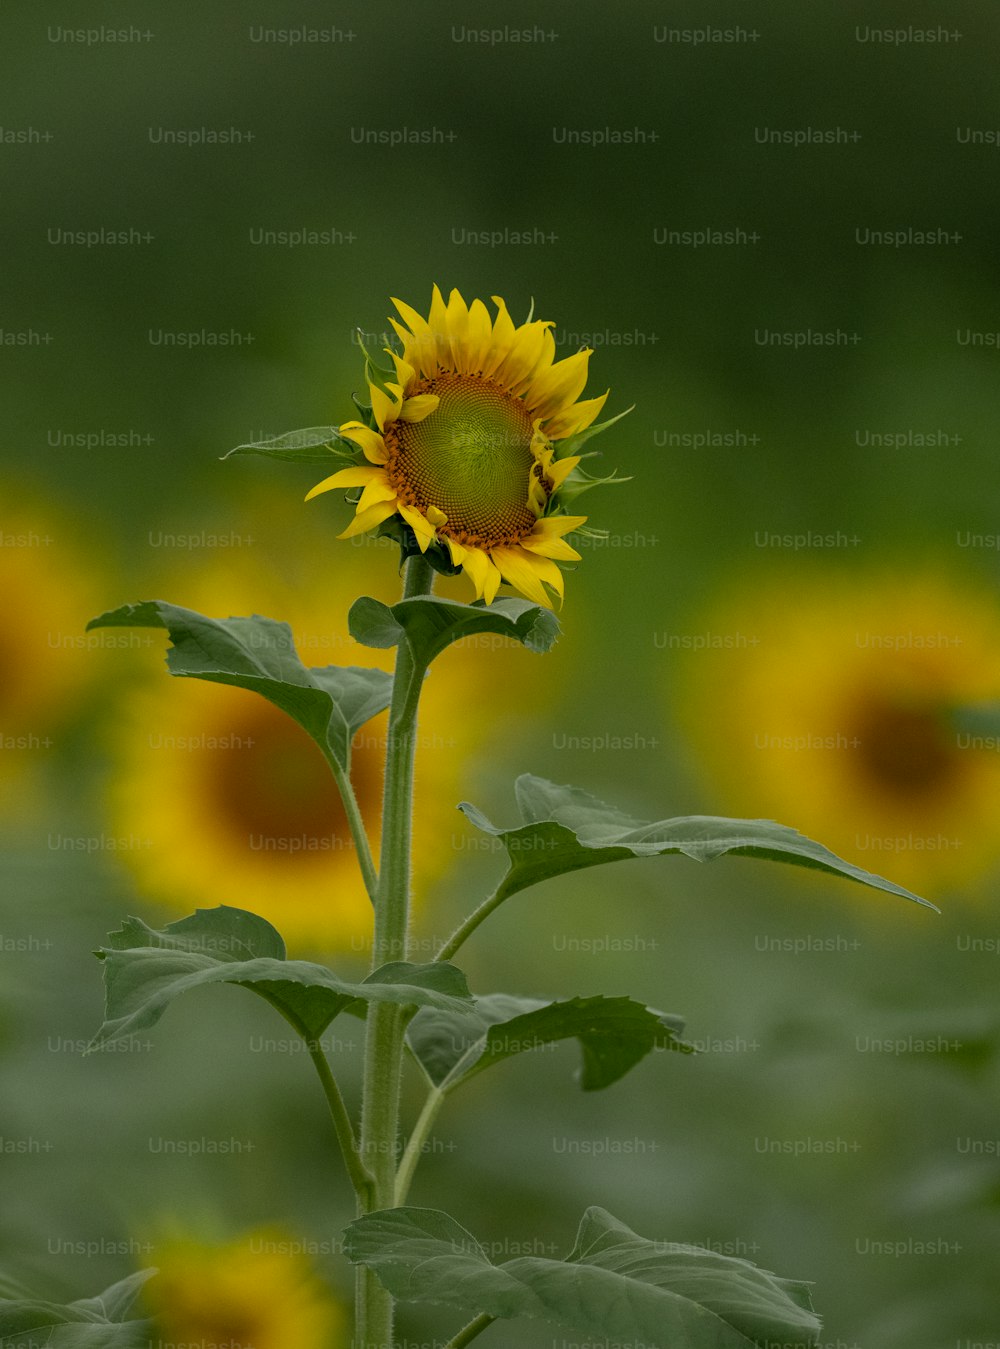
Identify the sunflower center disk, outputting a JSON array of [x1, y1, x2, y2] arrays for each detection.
[[387, 374, 540, 546], [853, 695, 958, 799]]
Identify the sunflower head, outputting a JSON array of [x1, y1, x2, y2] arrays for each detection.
[[307, 286, 628, 607]]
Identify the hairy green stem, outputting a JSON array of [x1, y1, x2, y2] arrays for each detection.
[[356, 552, 434, 1349], [435, 881, 509, 963], [394, 1084, 447, 1206], [251, 992, 373, 1204], [324, 750, 378, 903], [443, 1313, 497, 1348]]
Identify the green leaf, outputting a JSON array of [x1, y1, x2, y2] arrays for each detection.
[[947, 701, 1000, 739], [407, 993, 691, 1091], [344, 1205, 821, 1348], [0, 1269, 156, 1347], [222, 426, 358, 463], [460, 774, 936, 909], [90, 906, 473, 1051], [348, 595, 559, 693], [85, 601, 392, 771]]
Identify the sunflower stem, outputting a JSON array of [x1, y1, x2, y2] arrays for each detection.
[[394, 1083, 447, 1206], [356, 552, 433, 1349], [434, 881, 509, 963], [250, 991, 374, 1204], [443, 1313, 498, 1348], [323, 749, 378, 903]]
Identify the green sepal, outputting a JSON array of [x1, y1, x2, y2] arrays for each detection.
[[558, 403, 634, 458], [89, 906, 473, 1051], [0, 1269, 156, 1346], [375, 515, 464, 578], [406, 992, 691, 1091], [460, 774, 936, 909], [222, 426, 359, 464], [343, 1204, 821, 1348], [85, 601, 392, 772]]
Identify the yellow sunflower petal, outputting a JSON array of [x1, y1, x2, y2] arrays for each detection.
[[454, 544, 486, 598], [507, 324, 558, 402], [443, 536, 468, 567], [398, 503, 437, 552], [482, 555, 504, 604], [534, 514, 588, 539], [542, 390, 609, 440], [518, 550, 565, 602], [337, 499, 397, 539], [544, 454, 582, 491], [495, 320, 551, 395], [426, 505, 448, 527], [521, 532, 583, 562], [527, 349, 593, 421], [390, 300, 437, 378], [390, 352, 418, 391], [427, 284, 452, 371], [304, 465, 384, 502], [483, 295, 518, 377], [444, 289, 472, 371], [356, 477, 399, 513], [400, 394, 440, 422], [464, 298, 495, 374], [339, 422, 389, 465], [490, 546, 553, 607], [369, 382, 402, 432]]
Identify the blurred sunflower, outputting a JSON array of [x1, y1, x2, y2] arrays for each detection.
[[307, 285, 622, 607], [0, 497, 106, 814], [103, 540, 540, 952], [671, 568, 1000, 895], [145, 1226, 346, 1347]]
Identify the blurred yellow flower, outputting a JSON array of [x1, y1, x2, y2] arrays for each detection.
[[672, 568, 1000, 895], [308, 285, 609, 607], [0, 498, 107, 813], [103, 541, 538, 951], [145, 1227, 346, 1348]]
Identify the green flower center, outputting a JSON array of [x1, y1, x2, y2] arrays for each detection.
[[385, 373, 541, 546]]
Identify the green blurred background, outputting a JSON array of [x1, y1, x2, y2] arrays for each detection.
[[3, 1, 1000, 1344]]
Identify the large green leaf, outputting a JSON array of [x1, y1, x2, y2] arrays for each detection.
[[90, 906, 473, 1050], [86, 600, 392, 770], [222, 426, 358, 463], [349, 594, 559, 674], [0, 1269, 155, 1347], [407, 993, 690, 1092], [460, 774, 935, 909], [344, 1205, 820, 1348]]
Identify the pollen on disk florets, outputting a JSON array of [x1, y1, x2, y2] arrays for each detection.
[[383, 373, 543, 548]]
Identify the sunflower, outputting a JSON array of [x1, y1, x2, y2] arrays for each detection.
[[307, 286, 619, 607], [672, 568, 1000, 895], [0, 497, 105, 815], [145, 1227, 347, 1348]]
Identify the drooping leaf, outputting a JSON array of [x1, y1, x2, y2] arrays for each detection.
[[0, 1269, 156, 1347], [407, 993, 690, 1091], [222, 426, 358, 464], [90, 906, 473, 1051], [86, 601, 392, 770], [344, 1205, 821, 1349], [459, 774, 935, 910], [348, 595, 559, 698]]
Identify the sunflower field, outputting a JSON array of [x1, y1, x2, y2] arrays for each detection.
[[3, 3, 999, 1347]]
